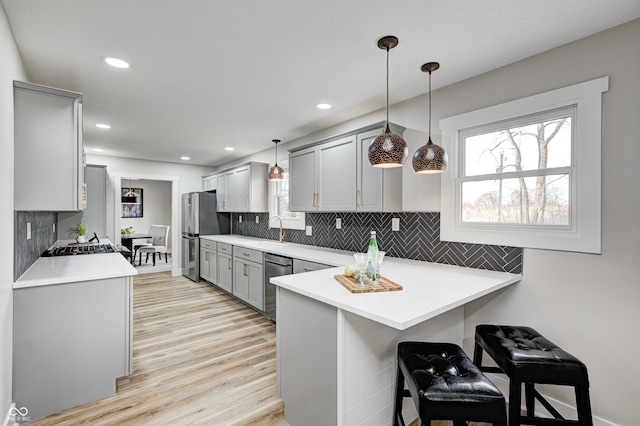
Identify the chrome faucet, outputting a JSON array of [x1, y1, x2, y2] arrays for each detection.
[[271, 215, 285, 243]]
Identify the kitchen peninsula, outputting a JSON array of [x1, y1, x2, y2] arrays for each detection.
[[13, 245, 136, 421], [272, 256, 520, 426], [201, 234, 521, 426]]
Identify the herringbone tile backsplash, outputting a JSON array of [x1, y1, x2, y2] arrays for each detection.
[[232, 212, 522, 274]]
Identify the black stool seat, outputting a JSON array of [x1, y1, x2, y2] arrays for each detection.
[[474, 325, 592, 426], [395, 342, 506, 426]]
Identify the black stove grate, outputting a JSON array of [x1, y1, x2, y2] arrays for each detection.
[[44, 244, 119, 256]]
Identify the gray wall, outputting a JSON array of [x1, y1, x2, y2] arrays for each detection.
[[451, 20, 639, 425], [1, 4, 29, 420]]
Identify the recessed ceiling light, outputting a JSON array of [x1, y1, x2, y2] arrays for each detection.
[[181, 156, 190, 161], [316, 103, 332, 110], [103, 57, 131, 69], [95, 123, 111, 129], [224, 147, 234, 151], [92, 148, 104, 152]]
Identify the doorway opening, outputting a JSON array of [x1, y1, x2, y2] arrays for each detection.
[[113, 173, 180, 276]]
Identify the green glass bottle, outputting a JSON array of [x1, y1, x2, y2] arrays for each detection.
[[366, 230, 379, 279]]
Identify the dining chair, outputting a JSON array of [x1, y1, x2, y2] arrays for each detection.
[[138, 225, 170, 266], [132, 224, 159, 264]]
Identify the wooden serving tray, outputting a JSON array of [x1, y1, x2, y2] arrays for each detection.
[[334, 274, 403, 293]]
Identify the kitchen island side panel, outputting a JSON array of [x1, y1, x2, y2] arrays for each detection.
[[342, 308, 463, 426], [13, 277, 129, 421], [277, 288, 338, 426], [277, 286, 464, 426]]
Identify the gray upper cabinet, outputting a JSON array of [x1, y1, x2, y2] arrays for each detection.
[[355, 128, 402, 212], [289, 124, 403, 212], [14, 81, 84, 211], [290, 135, 357, 212], [212, 162, 268, 212], [289, 146, 317, 211]]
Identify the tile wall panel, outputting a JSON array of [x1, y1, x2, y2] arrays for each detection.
[[232, 212, 522, 274], [14, 211, 58, 280]]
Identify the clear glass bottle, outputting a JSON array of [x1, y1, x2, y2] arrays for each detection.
[[366, 230, 379, 279]]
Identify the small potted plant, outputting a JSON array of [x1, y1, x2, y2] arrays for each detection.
[[67, 221, 88, 243], [121, 226, 134, 237]]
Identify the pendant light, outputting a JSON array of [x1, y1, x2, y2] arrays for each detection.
[[412, 62, 448, 174], [123, 179, 140, 197], [368, 36, 408, 168], [268, 139, 284, 181]]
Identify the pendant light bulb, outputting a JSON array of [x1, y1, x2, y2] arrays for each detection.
[[268, 139, 284, 181], [412, 62, 448, 174], [368, 36, 408, 168]]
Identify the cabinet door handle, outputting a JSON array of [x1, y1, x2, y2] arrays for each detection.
[[246, 198, 249, 209], [356, 189, 361, 207], [205, 252, 209, 261], [228, 258, 231, 269], [243, 263, 248, 277]]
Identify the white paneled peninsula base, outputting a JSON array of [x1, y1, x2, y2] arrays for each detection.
[[272, 259, 520, 426]]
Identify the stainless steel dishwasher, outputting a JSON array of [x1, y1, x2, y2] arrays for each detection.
[[264, 253, 293, 322]]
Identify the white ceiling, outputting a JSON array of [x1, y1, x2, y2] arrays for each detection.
[[3, 1, 639, 167]]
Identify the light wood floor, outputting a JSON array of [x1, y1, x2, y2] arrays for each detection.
[[26, 272, 494, 426], [28, 272, 287, 425]]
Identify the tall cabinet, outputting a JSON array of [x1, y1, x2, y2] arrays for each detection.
[[289, 123, 403, 212], [14, 81, 84, 211]]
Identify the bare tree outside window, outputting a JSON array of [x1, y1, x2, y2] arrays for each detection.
[[461, 107, 573, 226]]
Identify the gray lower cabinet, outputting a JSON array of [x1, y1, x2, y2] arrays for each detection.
[[199, 239, 217, 285], [13, 277, 133, 421], [292, 258, 331, 274], [217, 243, 233, 293], [232, 247, 264, 310]]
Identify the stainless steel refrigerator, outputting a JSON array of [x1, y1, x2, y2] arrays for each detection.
[[181, 192, 230, 281]]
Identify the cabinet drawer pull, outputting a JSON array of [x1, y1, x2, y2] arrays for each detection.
[[243, 252, 251, 257]]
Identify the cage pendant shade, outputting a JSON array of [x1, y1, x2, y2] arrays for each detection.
[[369, 36, 408, 168], [268, 139, 284, 181], [413, 62, 448, 174]]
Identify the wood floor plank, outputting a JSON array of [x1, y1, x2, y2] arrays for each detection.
[[28, 272, 287, 426]]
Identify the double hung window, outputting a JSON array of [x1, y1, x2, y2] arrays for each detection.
[[440, 77, 608, 253]]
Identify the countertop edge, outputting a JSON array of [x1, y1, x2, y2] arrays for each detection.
[[14, 253, 138, 289]]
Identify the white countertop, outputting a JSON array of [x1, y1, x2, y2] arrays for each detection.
[[201, 234, 521, 330], [201, 234, 356, 266], [14, 251, 137, 289]]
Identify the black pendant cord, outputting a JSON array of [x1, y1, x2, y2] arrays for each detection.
[[428, 69, 432, 141], [385, 46, 390, 129], [274, 141, 278, 166]]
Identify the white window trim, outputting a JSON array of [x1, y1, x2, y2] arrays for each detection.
[[268, 160, 306, 231], [439, 76, 608, 254]]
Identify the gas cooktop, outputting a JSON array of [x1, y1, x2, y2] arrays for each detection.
[[43, 243, 119, 257]]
